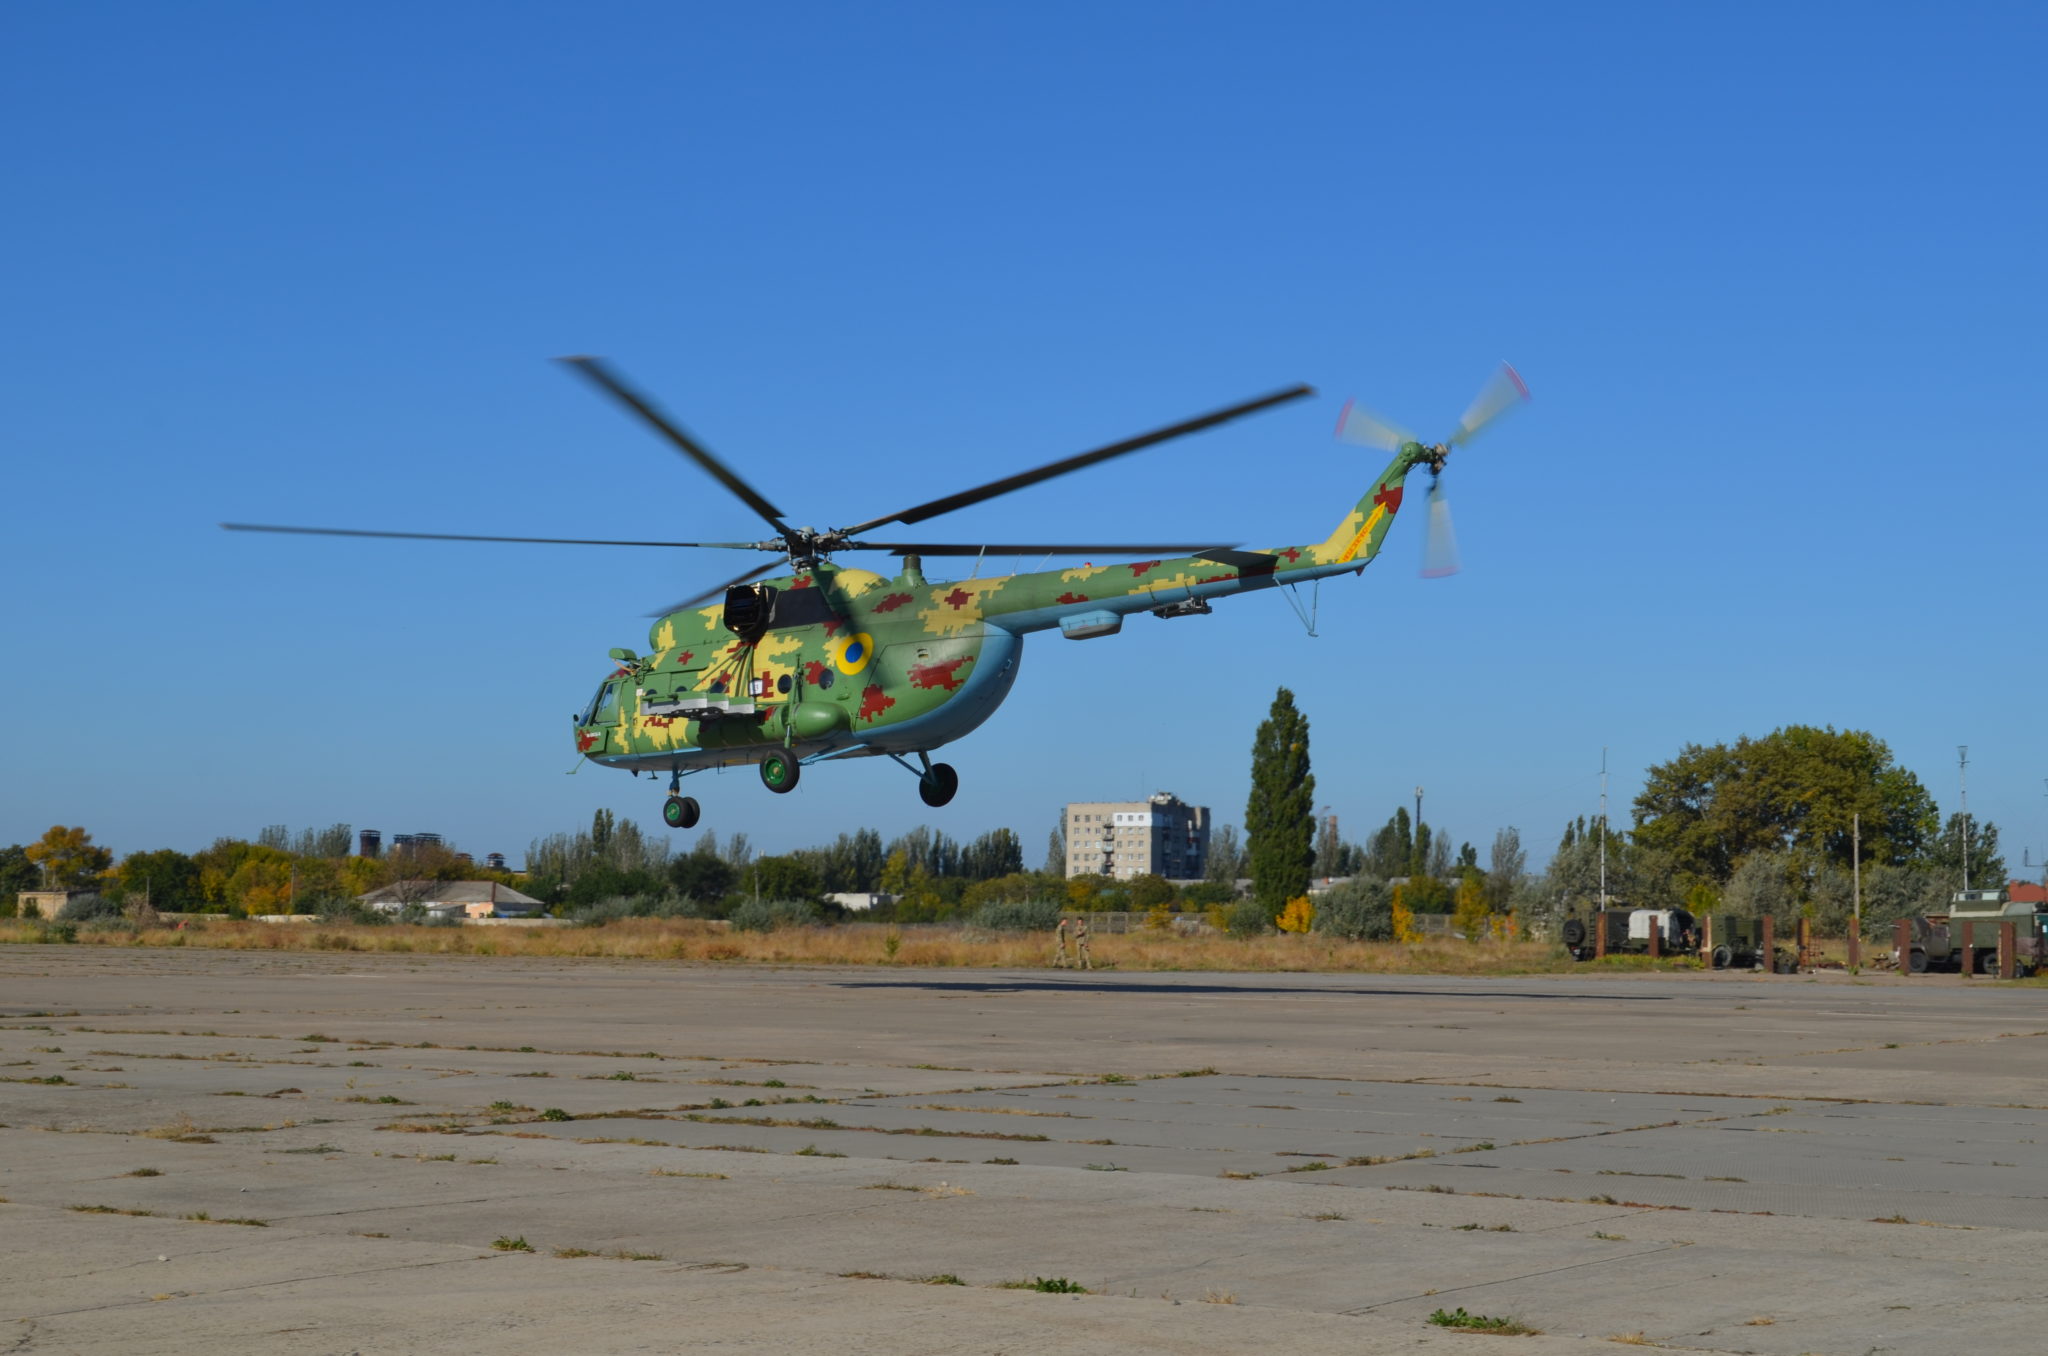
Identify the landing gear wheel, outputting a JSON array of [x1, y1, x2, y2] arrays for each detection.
[[917, 761, 959, 808], [760, 750, 800, 795], [662, 795, 701, 830]]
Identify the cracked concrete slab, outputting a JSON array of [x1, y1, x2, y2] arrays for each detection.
[[3, 949, 2044, 1353]]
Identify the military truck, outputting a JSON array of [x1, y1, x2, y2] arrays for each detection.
[[1562, 907, 1697, 962], [1900, 889, 2046, 976], [1706, 916, 1767, 970]]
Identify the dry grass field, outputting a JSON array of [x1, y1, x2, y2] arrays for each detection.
[[0, 917, 1695, 975]]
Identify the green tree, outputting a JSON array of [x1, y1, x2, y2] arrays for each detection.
[[879, 847, 912, 897], [0, 845, 42, 917], [1857, 862, 1954, 933], [107, 849, 203, 911], [1486, 827, 1526, 912], [1363, 808, 1411, 879], [1634, 726, 1939, 880], [1922, 812, 2005, 891], [25, 826, 113, 891], [745, 855, 822, 903], [1204, 825, 1243, 883], [960, 828, 1024, 881], [1244, 687, 1315, 914], [1312, 875, 1392, 940], [963, 872, 1057, 909], [667, 851, 736, 903], [1127, 873, 1175, 911], [1402, 873, 1452, 914], [1043, 821, 1065, 876]]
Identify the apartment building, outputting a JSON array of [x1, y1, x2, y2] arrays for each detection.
[[1063, 792, 1210, 880]]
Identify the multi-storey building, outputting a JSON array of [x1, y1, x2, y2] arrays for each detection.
[[1063, 792, 1210, 880]]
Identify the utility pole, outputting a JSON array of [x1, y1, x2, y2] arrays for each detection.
[[1851, 812, 1861, 972], [1598, 747, 1609, 910], [1958, 746, 1971, 891]]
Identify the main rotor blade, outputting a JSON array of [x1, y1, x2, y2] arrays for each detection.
[[1444, 361, 1530, 448], [221, 523, 770, 549], [559, 356, 793, 537], [836, 384, 1314, 536], [646, 561, 781, 617], [1420, 484, 1461, 578], [850, 540, 1239, 557], [1332, 399, 1415, 453]]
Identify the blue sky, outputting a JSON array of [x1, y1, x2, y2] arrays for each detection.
[[6, 3, 2044, 871]]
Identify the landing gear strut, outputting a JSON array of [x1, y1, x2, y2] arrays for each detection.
[[887, 750, 959, 806]]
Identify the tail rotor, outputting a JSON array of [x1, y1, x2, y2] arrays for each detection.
[[1334, 362, 1529, 578]]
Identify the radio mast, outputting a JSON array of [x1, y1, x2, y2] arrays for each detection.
[[1598, 747, 1609, 910], [1958, 746, 1970, 891]]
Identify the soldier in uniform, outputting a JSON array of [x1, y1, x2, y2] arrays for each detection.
[[1074, 915, 1093, 970], [1052, 916, 1071, 968]]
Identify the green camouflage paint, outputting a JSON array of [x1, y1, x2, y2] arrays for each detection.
[[575, 444, 1430, 774]]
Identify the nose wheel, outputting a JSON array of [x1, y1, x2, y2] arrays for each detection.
[[918, 761, 959, 807], [663, 794, 701, 829]]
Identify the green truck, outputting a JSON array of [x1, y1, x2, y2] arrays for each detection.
[[1900, 889, 2046, 976]]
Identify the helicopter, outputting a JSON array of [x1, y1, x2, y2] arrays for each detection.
[[226, 358, 1527, 829]]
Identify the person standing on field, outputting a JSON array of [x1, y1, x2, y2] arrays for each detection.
[[1052, 916, 1071, 968], [1074, 916, 1093, 970]]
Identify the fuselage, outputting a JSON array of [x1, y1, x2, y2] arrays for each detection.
[[573, 443, 1428, 778]]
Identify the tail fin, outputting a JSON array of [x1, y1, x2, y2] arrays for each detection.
[[1306, 445, 1430, 567]]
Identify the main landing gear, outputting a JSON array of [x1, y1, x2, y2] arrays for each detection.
[[661, 748, 959, 827], [662, 768, 701, 830], [760, 748, 801, 794]]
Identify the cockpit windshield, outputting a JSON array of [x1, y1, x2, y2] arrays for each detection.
[[582, 680, 620, 726]]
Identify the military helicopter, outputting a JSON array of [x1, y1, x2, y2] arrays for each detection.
[[227, 358, 1526, 828]]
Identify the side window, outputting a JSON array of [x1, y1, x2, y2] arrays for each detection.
[[584, 680, 620, 725]]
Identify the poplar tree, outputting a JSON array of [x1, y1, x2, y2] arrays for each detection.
[[1245, 687, 1315, 914]]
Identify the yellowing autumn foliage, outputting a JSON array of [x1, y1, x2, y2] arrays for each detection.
[[1275, 896, 1314, 933], [1451, 874, 1493, 943], [1390, 886, 1422, 944]]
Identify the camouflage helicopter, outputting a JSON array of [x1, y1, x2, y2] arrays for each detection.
[[227, 358, 1526, 829]]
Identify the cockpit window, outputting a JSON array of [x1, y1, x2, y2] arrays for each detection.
[[583, 680, 620, 725]]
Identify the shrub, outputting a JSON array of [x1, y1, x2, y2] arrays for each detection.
[[79, 917, 137, 936], [1314, 876, 1392, 940], [570, 894, 703, 926], [729, 898, 820, 933], [1223, 898, 1270, 938], [1275, 896, 1314, 933], [314, 897, 386, 926], [55, 893, 122, 923], [968, 898, 1061, 932]]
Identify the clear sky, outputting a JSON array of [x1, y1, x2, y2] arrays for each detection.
[[6, 3, 2044, 871]]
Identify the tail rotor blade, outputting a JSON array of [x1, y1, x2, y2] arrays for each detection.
[[1445, 361, 1531, 448], [1333, 398, 1415, 453], [1421, 484, 1461, 578]]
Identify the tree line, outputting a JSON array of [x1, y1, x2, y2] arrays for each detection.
[[4, 716, 2008, 939], [1234, 692, 2009, 940]]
